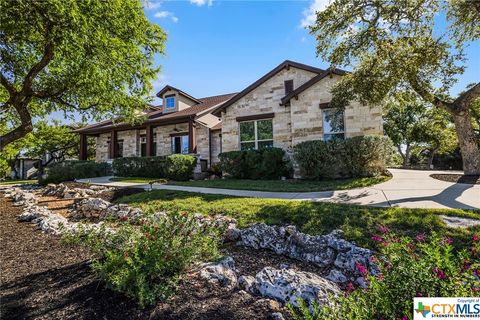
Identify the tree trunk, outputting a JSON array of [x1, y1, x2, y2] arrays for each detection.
[[428, 141, 440, 169], [452, 112, 480, 175]]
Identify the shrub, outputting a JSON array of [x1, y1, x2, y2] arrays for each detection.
[[64, 212, 221, 307], [112, 156, 167, 178], [288, 232, 480, 320], [219, 147, 292, 180], [165, 154, 197, 181], [112, 155, 196, 181], [294, 135, 392, 179], [42, 160, 110, 184]]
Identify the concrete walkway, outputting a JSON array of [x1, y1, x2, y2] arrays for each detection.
[[78, 169, 480, 210]]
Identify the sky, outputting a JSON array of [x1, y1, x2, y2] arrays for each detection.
[[51, 0, 480, 122]]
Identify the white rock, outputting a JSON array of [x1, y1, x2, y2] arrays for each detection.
[[199, 256, 238, 288]]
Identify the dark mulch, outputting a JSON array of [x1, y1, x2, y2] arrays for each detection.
[[430, 174, 480, 185], [1, 194, 318, 320]]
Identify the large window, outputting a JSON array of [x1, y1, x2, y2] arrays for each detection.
[[165, 95, 175, 110], [239, 119, 273, 150], [116, 139, 124, 158], [171, 135, 189, 154], [323, 108, 345, 141], [140, 135, 157, 157]]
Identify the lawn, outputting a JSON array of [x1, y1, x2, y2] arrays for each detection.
[[109, 177, 167, 184], [117, 190, 480, 250], [167, 175, 392, 192], [0, 179, 38, 185]]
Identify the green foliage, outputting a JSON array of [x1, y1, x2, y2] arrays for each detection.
[[219, 148, 292, 179], [118, 189, 479, 251], [112, 156, 167, 178], [64, 212, 221, 307], [112, 155, 197, 181], [42, 160, 110, 184], [288, 232, 480, 320], [165, 154, 197, 181], [294, 136, 392, 179], [1, 0, 166, 147]]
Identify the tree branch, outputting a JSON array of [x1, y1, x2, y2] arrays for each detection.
[[408, 77, 454, 113], [454, 83, 480, 108], [0, 72, 16, 96]]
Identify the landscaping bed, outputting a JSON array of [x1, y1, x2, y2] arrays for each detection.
[[431, 173, 480, 185], [168, 175, 391, 192]]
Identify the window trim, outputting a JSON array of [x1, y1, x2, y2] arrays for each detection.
[[171, 134, 189, 154], [239, 118, 273, 150], [322, 108, 346, 140], [165, 94, 176, 110]]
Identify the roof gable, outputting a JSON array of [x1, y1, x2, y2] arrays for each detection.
[[156, 85, 202, 104], [212, 60, 326, 116]]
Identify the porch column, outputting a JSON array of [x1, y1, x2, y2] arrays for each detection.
[[146, 125, 153, 156], [79, 134, 88, 160], [109, 130, 118, 159], [188, 118, 197, 154]]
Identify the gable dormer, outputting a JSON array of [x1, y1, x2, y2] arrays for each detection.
[[156, 85, 202, 113]]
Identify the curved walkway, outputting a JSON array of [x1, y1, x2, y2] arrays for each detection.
[[78, 169, 480, 210]]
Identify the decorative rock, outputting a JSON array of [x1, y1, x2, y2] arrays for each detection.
[[199, 256, 238, 288], [238, 275, 258, 294], [325, 268, 348, 283], [253, 298, 282, 312], [270, 312, 285, 320], [254, 267, 340, 307]]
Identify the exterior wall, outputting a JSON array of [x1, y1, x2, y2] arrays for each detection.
[[221, 69, 383, 155], [196, 124, 210, 161], [221, 67, 318, 153], [210, 130, 222, 164], [160, 89, 197, 113], [117, 130, 138, 157], [96, 133, 110, 162], [154, 123, 189, 156]]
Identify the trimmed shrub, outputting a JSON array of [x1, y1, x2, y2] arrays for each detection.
[[112, 155, 197, 181], [165, 154, 197, 181], [42, 160, 110, 184], [64, 212, 221, 307], [294, 135, 392, 179], [112, 156, 167, 178], [219, 147, 292, 180]]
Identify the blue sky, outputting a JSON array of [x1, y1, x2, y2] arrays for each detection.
[[146, 0, 479, 104]]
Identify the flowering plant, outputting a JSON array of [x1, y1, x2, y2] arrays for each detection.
[[289, 231, 480, 320]]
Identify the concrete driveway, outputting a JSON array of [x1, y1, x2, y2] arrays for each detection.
[[79, 169, 479, 210]]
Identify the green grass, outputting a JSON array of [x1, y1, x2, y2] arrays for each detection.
[[109, 177, 167, 184], [0, 179, 38, 185], [168, 175, 392, 192], [117, 190, 479, 250]]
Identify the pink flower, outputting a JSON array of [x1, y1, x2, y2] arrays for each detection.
[[473, 234, 479, 242], [378, 225, 390, 234], [345, 282, 355, 294], [433, 267, 446, 280], [401, 316, 408, 320], [473, 287, 479, 292], [416, 233, 425, 242], [385, 261, 393, 269], [356, 262, 368, 274], [416, 291, 423, 297], [463, 260, 471, 270], [371, 235, 383, 242], [440, 237, 453, 245]]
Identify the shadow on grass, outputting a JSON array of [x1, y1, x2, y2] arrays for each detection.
[[0, 261, 149, 320]]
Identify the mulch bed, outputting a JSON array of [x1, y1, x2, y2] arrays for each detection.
[[1, 192, 324, 319], [430, 174, 480, 184]]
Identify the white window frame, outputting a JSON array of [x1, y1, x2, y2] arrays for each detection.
[[322, 108, 346, 140], [165, 95, 175, 110], [239, 119, 273, 150]]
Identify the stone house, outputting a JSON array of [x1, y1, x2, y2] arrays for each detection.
[[76, 60, 383, 174]]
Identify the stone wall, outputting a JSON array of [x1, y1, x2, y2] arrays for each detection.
[[117, 130, 138, 158], [221, 68, 383, 155], [154, 123, 189, 156], [210, 130, 222, 164], [221, 67, 317, 153], [95, 133, 110, 163], [196, 124, 210, 161]]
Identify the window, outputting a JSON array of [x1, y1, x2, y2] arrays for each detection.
[[323, 108, 345, 141], [171, 135, 189, 154], [140, 135, 157, 157], [165, 95, 175, 110], [116, 139, 124, 158], [239, 119, 273, 150], [284, 80, 294, 95]]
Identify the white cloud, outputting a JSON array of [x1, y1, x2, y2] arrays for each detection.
[[154, 11, 178, 23], [144, 1, 161, 10], [190, 0, 213, 7], [301, 0, 329, 28]]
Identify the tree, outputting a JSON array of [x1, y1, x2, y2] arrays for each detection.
[[309, 0, 480, 174], [0, 0, 166, 150]]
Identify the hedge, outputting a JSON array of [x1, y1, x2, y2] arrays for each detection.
[[42, 161, 110, 184], [294, 135, 393, 179], [219, 147, 292, 179], [112, 155, 197, 181]]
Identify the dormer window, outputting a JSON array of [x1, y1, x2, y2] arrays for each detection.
[[165, 95, 175, 110]]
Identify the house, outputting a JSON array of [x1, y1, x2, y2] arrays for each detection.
[[75, 60, 383, 174]]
